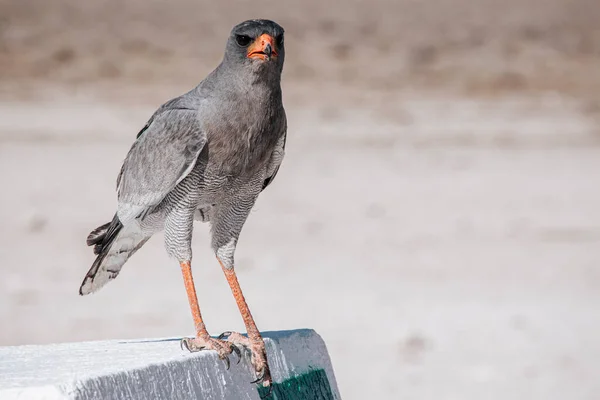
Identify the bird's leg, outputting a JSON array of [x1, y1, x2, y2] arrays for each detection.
[[210, 198, 271, 387], [217, 258, 272, 387], [179, 261, 241, 368]]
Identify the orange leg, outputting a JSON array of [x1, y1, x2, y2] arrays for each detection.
[[218, 259, 271, 386], [219, 261, 262, 340], [179, 261, 240, 365], [180, 261, 210, 338]]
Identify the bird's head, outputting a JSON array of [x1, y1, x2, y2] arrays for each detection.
[[223, 19, 285, 75]]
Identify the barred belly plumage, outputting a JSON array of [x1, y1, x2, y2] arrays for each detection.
[[132, 156, 266, 265]]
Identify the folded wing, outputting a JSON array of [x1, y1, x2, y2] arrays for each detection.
[[261, 128, 287, 191], [116, 109, 207, 223]]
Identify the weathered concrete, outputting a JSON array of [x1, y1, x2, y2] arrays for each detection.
[[0, 329, 340, 400]]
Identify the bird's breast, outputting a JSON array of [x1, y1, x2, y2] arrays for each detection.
[[203, 106, 283, 177]]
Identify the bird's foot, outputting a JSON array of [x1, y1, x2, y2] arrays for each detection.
[[180, 336, 241, 370], [218, 331, 272, 388]]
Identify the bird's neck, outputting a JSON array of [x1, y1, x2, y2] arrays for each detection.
[[200, 64, 284, 175], [214, 61, 282, 99]]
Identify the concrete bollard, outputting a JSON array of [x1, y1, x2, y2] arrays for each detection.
[[0, 329, 341, 400]]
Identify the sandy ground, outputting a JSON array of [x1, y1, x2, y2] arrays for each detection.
[[1, 1, 600, 399]]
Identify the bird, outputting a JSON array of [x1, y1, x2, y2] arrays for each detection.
[[79, 19, 287, 389]]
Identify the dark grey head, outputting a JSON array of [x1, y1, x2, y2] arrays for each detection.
[[223, 19, 285, 75]]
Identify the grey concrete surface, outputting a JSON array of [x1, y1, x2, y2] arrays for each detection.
[[0, 329, 340, 400]]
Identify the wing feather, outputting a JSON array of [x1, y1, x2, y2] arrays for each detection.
[[116, 109, 206, 222], [262, 129, 287, 191]]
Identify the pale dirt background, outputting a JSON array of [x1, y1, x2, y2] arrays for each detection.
[[1, 1, 600, 399]]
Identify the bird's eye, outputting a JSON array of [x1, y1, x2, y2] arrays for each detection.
[[235, 35, 252, 47], [276, 34, 284, 47]]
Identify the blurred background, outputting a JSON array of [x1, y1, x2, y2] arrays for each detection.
[[1, 0, 599, 398]]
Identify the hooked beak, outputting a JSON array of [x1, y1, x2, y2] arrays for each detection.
[[247, 34, 278, 61]]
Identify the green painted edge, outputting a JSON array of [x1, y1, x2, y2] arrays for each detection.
[[257, 368, 334, 400]]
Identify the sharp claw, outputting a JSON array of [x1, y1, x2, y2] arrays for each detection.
[[230, 344, 242, 363], [223, 355, 230, 370], [218, 331, 232, 340], [259, 383, 273, 399], [180, 338, 207, 353], [250, 368, 266, 384], [180, 339, 189, 351]]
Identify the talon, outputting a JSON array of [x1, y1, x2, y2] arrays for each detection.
[[259, 383, 273, 399], [218, 331, 232, 340], [180, 338, 189, 351], [231, 344, 242, 363], [223, 355, 230, 370], [251, 368, 266, 384], [180, 338, 207, 353]]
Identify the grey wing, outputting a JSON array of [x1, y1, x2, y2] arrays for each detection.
[[116, 109, 207, 223], [262, 129, 287, 191]]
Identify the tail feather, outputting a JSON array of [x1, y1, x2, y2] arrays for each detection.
[[86, 221, 112, 247], [80, 215, 148, 295]]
